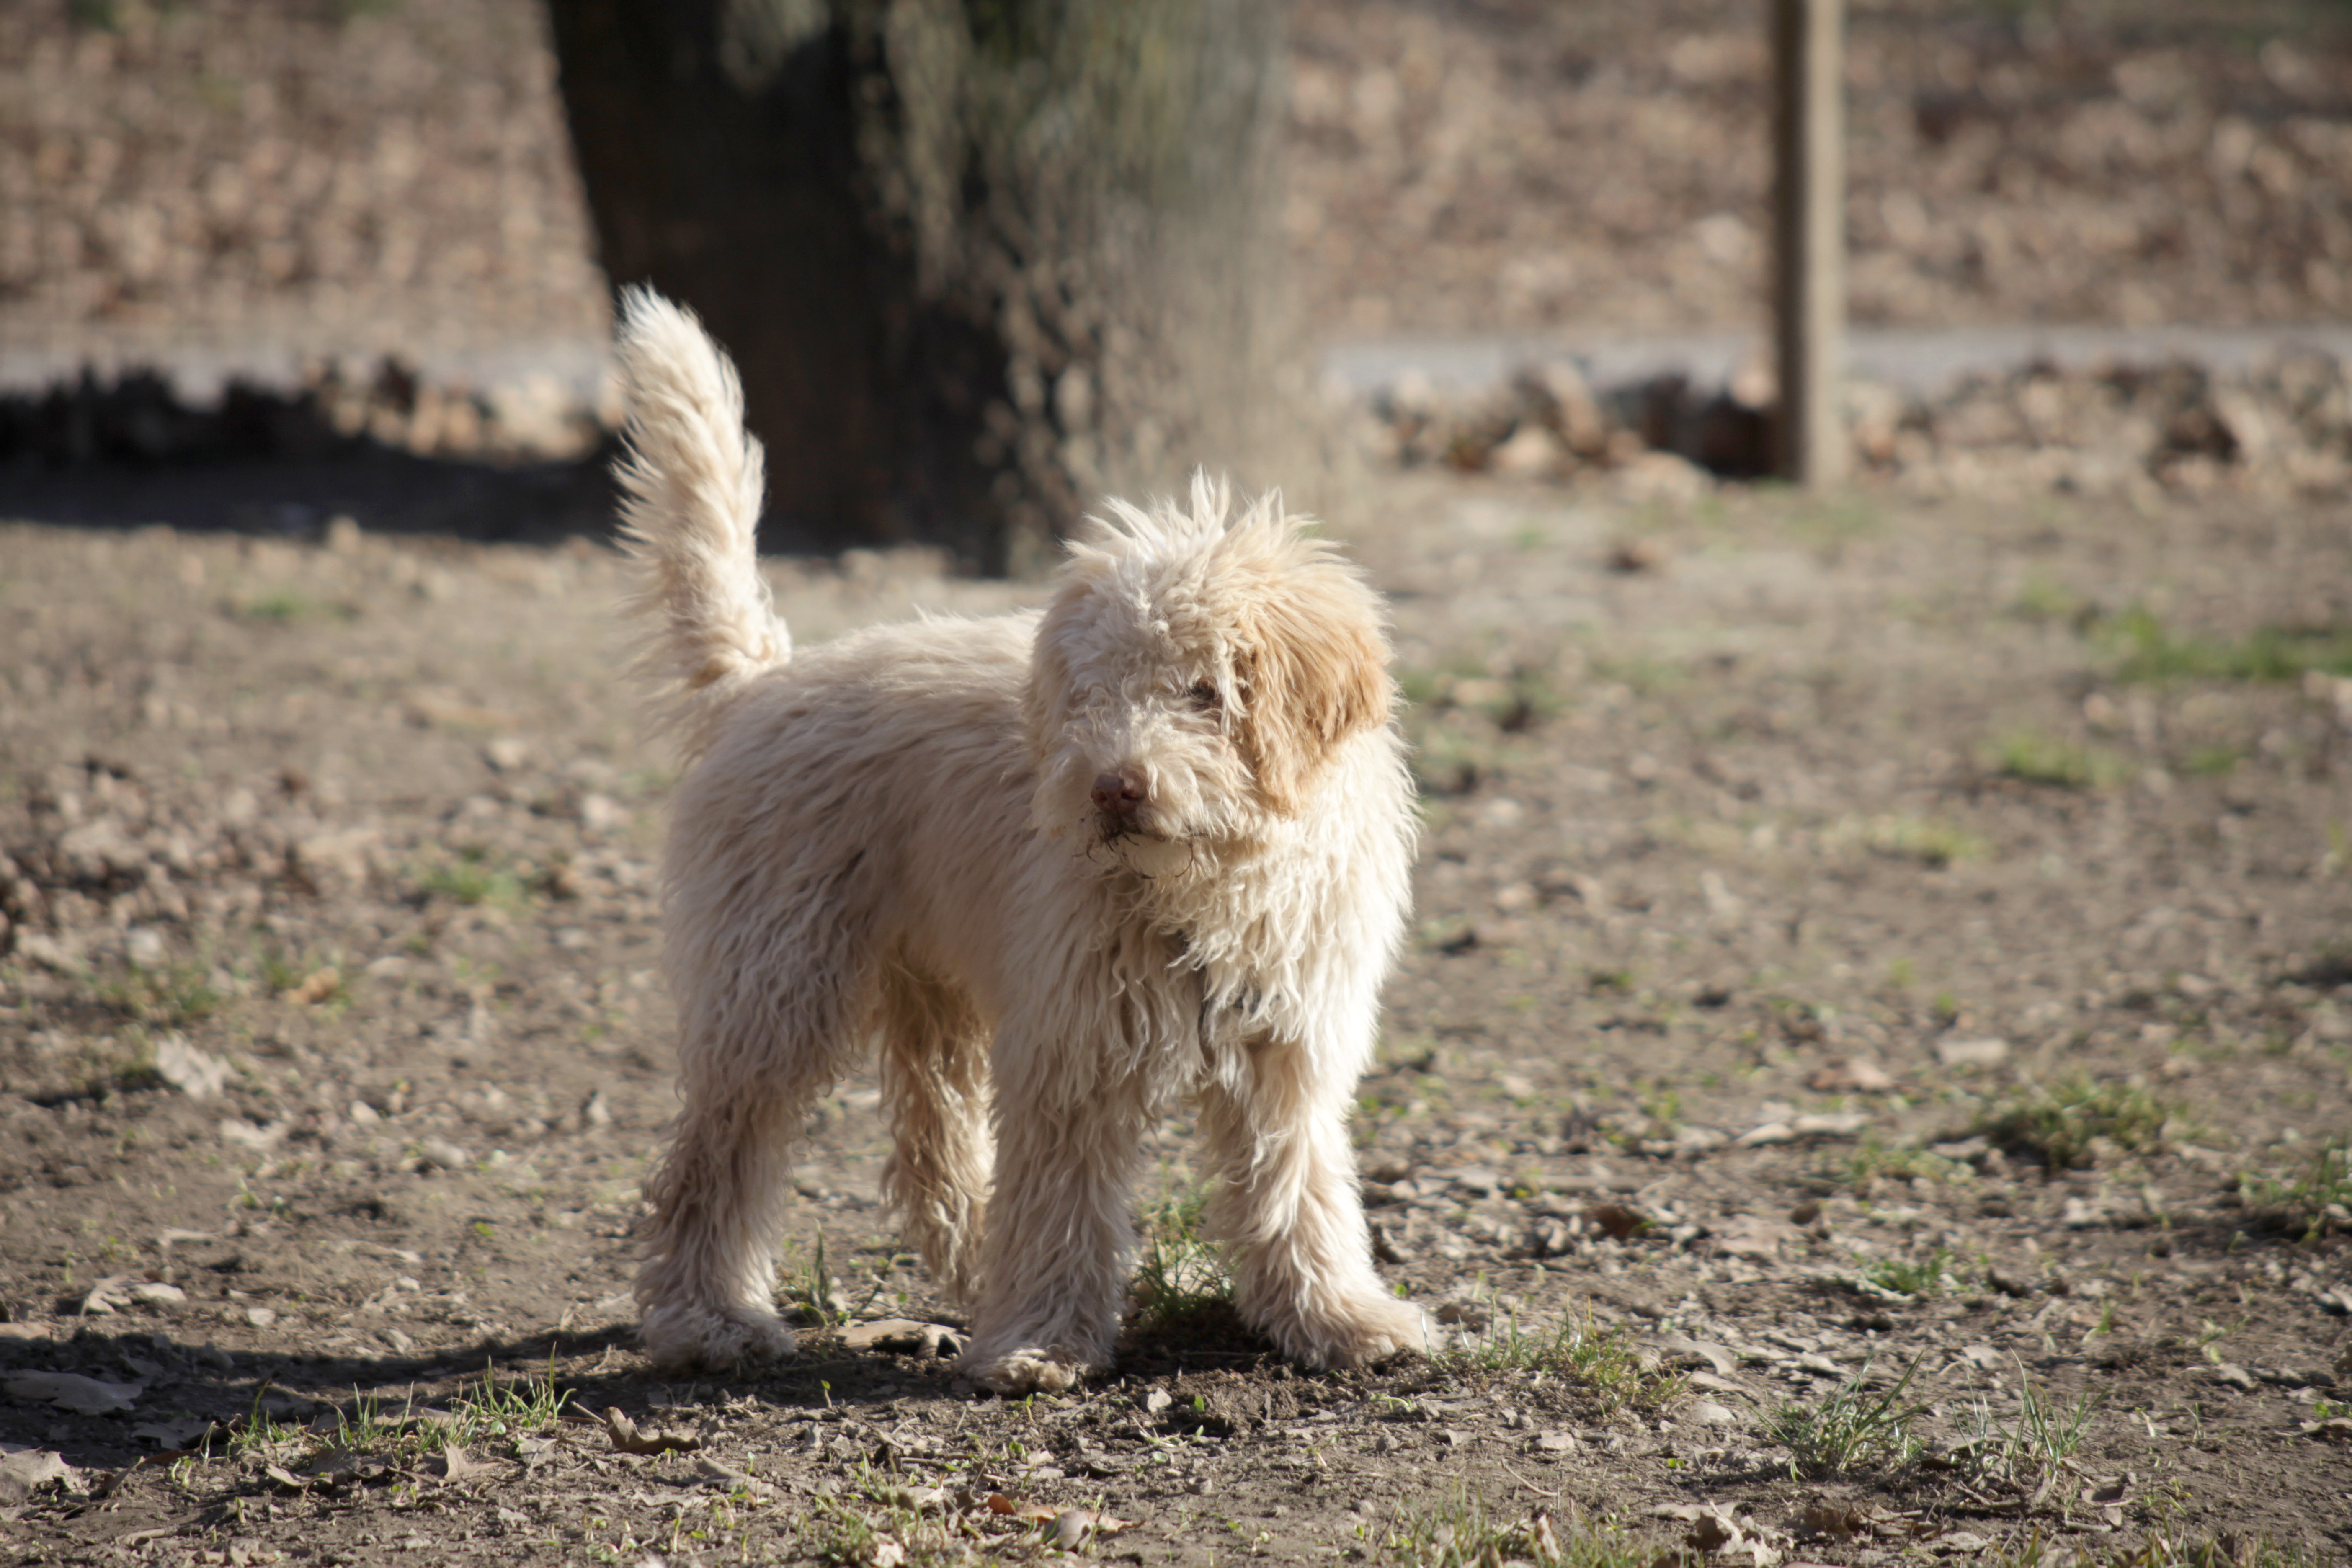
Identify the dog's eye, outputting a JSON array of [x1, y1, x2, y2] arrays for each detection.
[[1187, 681, 1221, 710]]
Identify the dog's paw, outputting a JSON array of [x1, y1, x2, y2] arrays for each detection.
[[1271, 1292, 1431, 1370], [959, 1344, 1096, 1395], [639, 1301, 799, 1372]]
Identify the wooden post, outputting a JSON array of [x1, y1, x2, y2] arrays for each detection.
[[1771, 0, 1846, 486]]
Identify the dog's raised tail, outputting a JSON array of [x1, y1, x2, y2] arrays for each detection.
[[612, 286, 789, 758]]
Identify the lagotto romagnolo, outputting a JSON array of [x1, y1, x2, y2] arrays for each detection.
[[609, 289, 1428, 1393]]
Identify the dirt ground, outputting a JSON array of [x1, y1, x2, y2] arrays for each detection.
[[5, 0, 2349, 366], [3, 473, 2349, 1565]]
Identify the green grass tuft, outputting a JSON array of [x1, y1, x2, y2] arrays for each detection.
[[1445, 1307, 1687, 1416], [2239, 1137, 2351, 1243], [1860, 1247, 1960, 1297], [2099, 605, 2352, 685], [1380, 1489, 1689, 1568], [1988, 730, 2132, 789], [1974, 1075, 2184, 1170], [1764, 1355, 1928, 1478], [1128, 1186, 1233, 1337]]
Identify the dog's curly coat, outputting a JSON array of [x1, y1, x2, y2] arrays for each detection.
[[613, 289, 1427, 1393]]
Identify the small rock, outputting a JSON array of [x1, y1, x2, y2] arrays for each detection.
[[1447, 1166, 1501, 1197], [1473, 796, 1525, 830], [483, 737, 532, 774], [1808, 1057, 1897, 1093], [154, 1034, 229, 1099], [1936, 1037, 2010, 1068], [2211, 1363, 2259, 1393], [1688, 1400, 1739, 1426], [1489, 423, 1565, 479], [418, 1138, 472, 1171], [124, 927, 168, 968], [582, 1090, 612, 1129], [219, 1117, 290, 1150]]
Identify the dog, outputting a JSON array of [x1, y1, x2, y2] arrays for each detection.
[[611, 288, 1428, 1393]]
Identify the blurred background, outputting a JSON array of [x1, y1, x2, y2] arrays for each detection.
[[1, 0, 2348, 560]]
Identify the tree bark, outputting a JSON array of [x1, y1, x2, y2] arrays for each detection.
[[545, 0, 1289, 573]]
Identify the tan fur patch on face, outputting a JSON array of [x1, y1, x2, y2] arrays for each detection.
[[1234, 569, 1392, 815]]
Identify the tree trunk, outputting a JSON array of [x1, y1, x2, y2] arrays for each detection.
[[544, 0, 1290, 573]]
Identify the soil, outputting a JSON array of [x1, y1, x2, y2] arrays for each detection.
[[3, 1, 2351, 1562], [4, 477, 2351, 1565], [5, 0, 2349, 369]]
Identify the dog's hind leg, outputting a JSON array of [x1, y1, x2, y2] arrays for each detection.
[[1195, 1035, 1429, 1371], [636, 916, 869, 1371], [876, 965, 993, 1306]]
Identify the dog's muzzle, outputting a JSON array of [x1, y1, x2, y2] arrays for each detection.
[[1090, 768, 1148, 838]]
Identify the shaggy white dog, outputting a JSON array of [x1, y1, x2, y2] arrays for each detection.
[[612, 289, 1427, 1393]]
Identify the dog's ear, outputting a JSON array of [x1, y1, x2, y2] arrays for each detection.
[[1023, 562, 1103, 766], [1235, 569, 1392, 814]]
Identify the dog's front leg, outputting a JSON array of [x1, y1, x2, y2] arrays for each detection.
[[957, 1043, 1149, 1395], [1197, 1036, 1429, 1370]]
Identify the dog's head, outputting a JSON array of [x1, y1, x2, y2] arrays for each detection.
[[1024, 475, 1393, 862]]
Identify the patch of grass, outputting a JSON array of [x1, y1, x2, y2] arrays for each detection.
[[1860, 1247, 1960, 1297], [1406, 712, 1522, 797], [1787, 494, 1885, 543], [1839, 1136, 1965, 1194], [1844, 814, 1991, 868], [444, 1357, 573, 1446], [1129, 1186, 1233, 1336], [2239, 1137, 2351, 1243], [95, 961, 222, 1026], [315, 1358, 573, 1465], [1964, 1364, 2098, 1491], [1447, 1308, 1686, 1416], [2182, 743, 2244, 777], [410, 847, 534, 914], [1974, 1075, 2185, 1170], [2099, 605, 2352, 685], [1381, 1490, 1685, 1568], [233, 588, 355, 626], [1988, 730, 2132, 789], [778, 1233, 872, 1331], [1586, 652, 1688, 698], [1764, 1355, 1927, 1479], [2007, 571, 2086, 625]]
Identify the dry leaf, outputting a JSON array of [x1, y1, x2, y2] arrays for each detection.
[[1585, 1202, 1649, 1240], [0, 1447, 75, 1505], [432, 1444, 490, 1482], [6, 1370, 142, 1414], [985, 1493, 1059, 1522], [598, 1407, 700, 1456], [839, 1318, 963, 1357], [1797, 1500, 1875, 1536], [281, 967, 342, 1005]]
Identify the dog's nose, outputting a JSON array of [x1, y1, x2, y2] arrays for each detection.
[[1091, 770, 1147, 817]]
